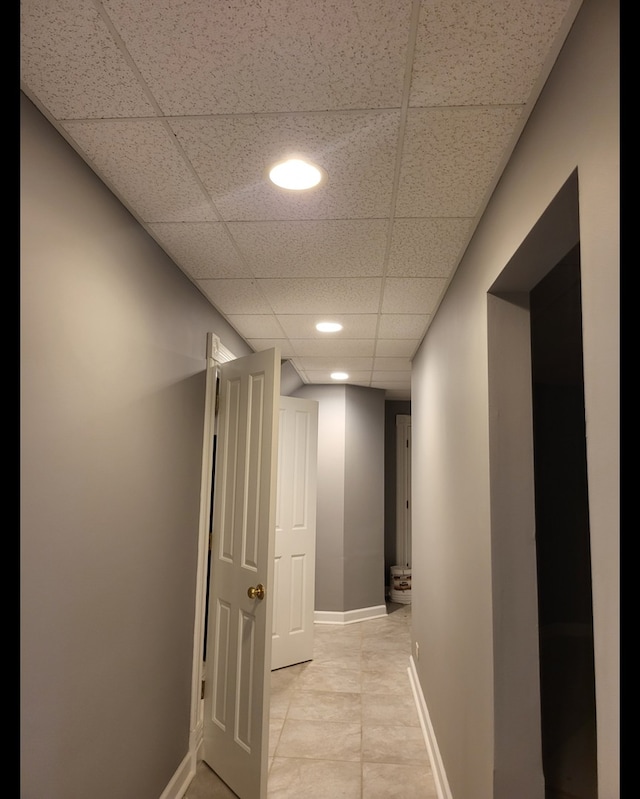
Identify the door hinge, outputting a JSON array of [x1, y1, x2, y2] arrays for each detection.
[[201, 679, 205, 700]]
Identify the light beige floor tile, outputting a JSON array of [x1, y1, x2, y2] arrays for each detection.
[[362, 762, 437, 798], [269, 688, 291, 720], [295, 664, 362, 693], [287, 689, 362, 722], [275, 719, 362, 761], [184, 761, 239, 798], [361, 667, 412, 695], [268, 757, 362, 798], [269, 716, 285, 757], [362, 724, 430, 764], [361, 691, 421, 726], [271, 661, 309, 690], [308, 650, 363, 669]]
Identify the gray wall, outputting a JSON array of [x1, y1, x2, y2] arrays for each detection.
[[344, 386, 386, 611], [409, 1, 619, 797], [20, 91, 252, 799], [292, 384, 386, 612]]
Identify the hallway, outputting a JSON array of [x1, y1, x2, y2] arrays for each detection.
[[186, 603, 437, 798]]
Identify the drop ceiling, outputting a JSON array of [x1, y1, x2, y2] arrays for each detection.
[[20, 0, 582, 400]]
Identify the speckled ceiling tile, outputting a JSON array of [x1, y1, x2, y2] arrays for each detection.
[[291, 339, 376, 358], [168, 112, 400, 221], [225, 315, 287, 340], [197, 279, 274, 315], [377, 314, 430, 339], [302, 370, 372, 384], [258, 278, 382, 315], [373, 357, 413, 372], [247, 339, 297, 357], [276, 315, 379, 339], [387, 218, 475, 277], [410, 0, 575, 107], [375, 339, 419, 357], [101, 0, 413, 115], [226, 220, 389, 279], [381, 277, 447, 315], [395, 106, 523, 218], [148, 223, 252, 279], [61, 119, 215, 222], [297, 356, 374, 372], [20, 0, 154, 120]]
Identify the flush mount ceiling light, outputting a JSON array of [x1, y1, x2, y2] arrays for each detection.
[[316, 321, 343, 333], [331, 372, 349, 380], [268, 158, 325, 190]]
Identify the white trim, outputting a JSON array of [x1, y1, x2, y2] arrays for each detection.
[[210, 333, 236, 365], [188, 332, 238, 791], [408, 656, 453, 799], [314, 605, 388, 625], [158, 751, 195, 799]]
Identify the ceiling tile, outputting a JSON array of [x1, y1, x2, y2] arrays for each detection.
[[375, 340, 419, 357], [168, 112, 400, 221], [62, 119, 214, 222], [303, 370, 373, 383], [226, 315, 287, 339], [247, 339, 296, 357], [148, 222, 252, 279], [259, 278, 382, 314], [409, 0, 575, 107], [277, 314, 379, 339], [227, 220, 388, 278], [377, 314, 430, 338], [387, 218, 475, 277], [197, 279, 274, 314], [101, 0, 413, 114], [20, 0, 581, 399], [20, 0, 155, 119], [292, 339, 375, 357], [381, 278, 446, 314], [396, 107, 523, 217], [297, 357, 374, 372]]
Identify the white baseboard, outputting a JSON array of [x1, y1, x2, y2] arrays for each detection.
[[314, 604, 388, 625], [159, 750, 195, 799], [408, 656, 453, 799]]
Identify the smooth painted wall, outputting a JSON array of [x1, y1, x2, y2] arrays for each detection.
[[292, 384, 347, 611], [292, 384, 385, 612], [344, 385, 386, 611], [409, 1, 619, 797], [20, 92, 252, 799]]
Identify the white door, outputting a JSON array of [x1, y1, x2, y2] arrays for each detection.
[[202, 348, 280, 799], [271, 396, 318, 671]]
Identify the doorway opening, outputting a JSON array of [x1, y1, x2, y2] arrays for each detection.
[[487, 170, 598, 798], [530, 246, 598, 798]]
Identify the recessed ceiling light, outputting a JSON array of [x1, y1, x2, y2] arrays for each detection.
[[316, 322, 343, 333], [268, 158, 325, 190], [331, 372, 349, 380]]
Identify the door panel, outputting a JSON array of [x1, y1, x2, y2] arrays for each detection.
[[203, 348, 280, 799], [271, 396, 318, 671]]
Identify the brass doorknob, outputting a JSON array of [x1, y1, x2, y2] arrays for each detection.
[[247, 584, 265, 600]]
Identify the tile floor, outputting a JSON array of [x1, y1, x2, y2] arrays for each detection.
[[185, 602, 437, 798]]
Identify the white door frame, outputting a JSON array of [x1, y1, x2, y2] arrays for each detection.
[[189, 333, 237, 761]]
